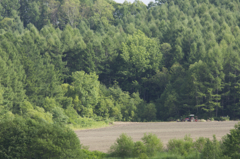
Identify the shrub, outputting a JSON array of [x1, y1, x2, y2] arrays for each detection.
[[133, 141, 147, 157], [82, 149, 106, 159], [142, 133, 163, 157], [138, 153, 149, 159], [151, 152, 185, 159], [51, 107, 69, 124], [201, 135, 222, 159], [0, 117, 84, 159], [194, 137, 207, 153], [108, 133, 134, 158], [167, 135, 194, 156], [185, 151, 200, 159], [220, 116, 230, 121], [222, 122, 240, 158]]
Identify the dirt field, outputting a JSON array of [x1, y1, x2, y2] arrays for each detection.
[[75, 121, 239, 152]]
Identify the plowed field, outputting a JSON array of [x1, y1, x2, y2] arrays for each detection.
[[75, 121, 239, 152]]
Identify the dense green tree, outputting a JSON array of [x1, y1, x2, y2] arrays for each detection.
[[115, 30, 161, 97], [63, 71, 99, 117], [61, 0, 81, 27], [19, 0, 40, 27], [0, 0, 20, 19], [204, 46, 224, 117], [19, 24, 62, 107], [92, 0, 114, 26], [40, 24, 67, 78], [0, 32, 26, 114]]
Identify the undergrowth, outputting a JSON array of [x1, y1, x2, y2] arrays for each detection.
[[68, 117, 113, 130]]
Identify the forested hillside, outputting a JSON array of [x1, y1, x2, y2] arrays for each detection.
[[1, 0, 240, 124]]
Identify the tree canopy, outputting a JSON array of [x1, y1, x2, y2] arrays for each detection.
[[1, 0, 240, 124]]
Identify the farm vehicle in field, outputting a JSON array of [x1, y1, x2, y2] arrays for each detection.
[[177, 114, 198, 122]]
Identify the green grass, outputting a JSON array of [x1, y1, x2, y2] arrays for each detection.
[[67, 117, 113, 130], [71, 121, 110, 130]]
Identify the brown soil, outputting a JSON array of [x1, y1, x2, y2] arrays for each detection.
[[75, 121, 239, 153]]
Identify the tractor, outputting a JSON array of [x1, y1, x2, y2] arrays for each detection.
[[185, 114, 197, 122]]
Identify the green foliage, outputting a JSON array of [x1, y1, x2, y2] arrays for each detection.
[[201, 135, 223, 159], [4, 0, 240, 158], [24, 105, 53, 123], [108, 85, 139, 121], [0, 116, 84, 159], [133, 141, 147, 157], [222, 122, 240, 158], [167, 135, 195, 156], [116, 30, 162, 99], [142, 103, 157, 121], [51, 106, 69, 124], [109, 133, 135, 158], [150, 152, 197, 159], [220, 116, 230, 121], [194, 137, 207, 153], [1, 0, 240, 140], [142, 133, 163, 157], [138, 153, 149, 159], [70, 71, 100, 117], [92, 0, 114, 27], [109, 133, 163, 158], [69, 117, 109, 129], [82, 149, 106, 159]]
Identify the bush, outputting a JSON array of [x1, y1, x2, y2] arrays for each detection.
[[51, 107, 69, 124], [0, 117, 84, 159], [108, 133, 134, 158], [167, 135, 194, 156], [185, 151, 200, 159], [133, 141, 147, 157], [142, 133, 163, 157], [220, 116, 230, 121], [109, 133, 163, 158], [222, 122, 240, 158], [152, 152, 183, 159], [201, 135, 222, 159], [82, 149, 106, 159], [138, 153, 149, 159], [194, 137, 207, 153]]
